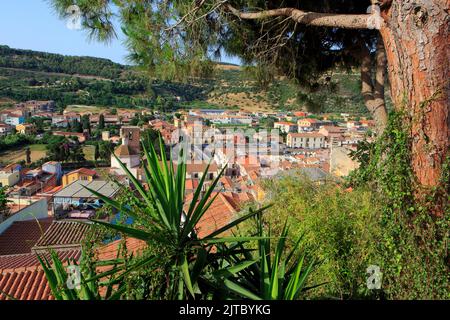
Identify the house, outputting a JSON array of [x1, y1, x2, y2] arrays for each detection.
[[0, 164, 21, 187], [42, 161, 63, 184], [0, 218, 53, 256], [346, 120, 361, 129], [14, 169, 57, 196], [184, 192, 237, 238], [16, 100, 55, 113], [51, 115, 69, 127], [15, 123, 36, 135], [319, 126, 346, 137], [1, 113, 24, 126], [297, 118, 328, 130], [286, 133, 325, 149], [0, 123, 12, 136], [62, 168, 96, 187], [0, 215, 84, 300], [182, 162, 219, 180], [52, 180, 119, 219], [274, 121, 298, 133], [294, 111, 308, 118], [0, 249, 81, 300], [111, 126, 141, 177], [32, 220, 91, 254]]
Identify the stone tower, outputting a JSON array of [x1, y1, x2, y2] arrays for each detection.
[[120, 126, 141, 155]]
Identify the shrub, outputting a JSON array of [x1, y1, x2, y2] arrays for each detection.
[[245, 172, 382, 299]]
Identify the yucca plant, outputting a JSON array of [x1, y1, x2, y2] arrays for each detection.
[[205, 212, 321, 300], [80, 137, 269, 299], [37, 248, 155, 300]]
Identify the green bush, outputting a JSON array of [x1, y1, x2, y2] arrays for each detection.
[[244, 172, 382, 299]]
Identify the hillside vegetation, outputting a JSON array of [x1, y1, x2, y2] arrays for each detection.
[[0, 45, 376, 115]]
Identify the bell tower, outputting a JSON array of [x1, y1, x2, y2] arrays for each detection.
[[120, 126, 141, 155]]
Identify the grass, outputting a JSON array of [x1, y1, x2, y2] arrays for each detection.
[[82, 145, 95, 161], [0, 144, 96, 164], [64, 105, 108, 114], [0, 144, 47, 165]]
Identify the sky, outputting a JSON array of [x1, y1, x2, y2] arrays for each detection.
[[0, 1, 241, 66]]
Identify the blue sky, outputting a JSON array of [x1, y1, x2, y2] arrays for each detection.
[[0, 1, 241, 65]]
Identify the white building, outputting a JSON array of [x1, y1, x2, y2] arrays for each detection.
[[0, 124, 12, 136], [274, 122, 298, 133], [286, 133, 325, 149], [111, 127, 141, 177]]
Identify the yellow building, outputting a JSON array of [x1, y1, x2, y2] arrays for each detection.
[[0, 164, 21, 187], [62, 168, 97, 187], [15, 123, 36, 135]]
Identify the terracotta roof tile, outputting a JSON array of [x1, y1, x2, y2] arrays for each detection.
[[185, 192, 237, 238], [0, 250, 81, 272], [0, 219, 53, 256], [114, 144, 131, 156], [67, 168, 97, 176], [0, 269, 52, 300], [33, 221, 91, 251], [0, 250, 80, 300]]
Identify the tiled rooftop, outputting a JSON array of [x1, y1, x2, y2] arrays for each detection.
[[33, 220, 91, 251], [0, 219, 53, 256], [185, 192, 239, 238], [0, 250, 81, 272], [0, 269, 53, 300]]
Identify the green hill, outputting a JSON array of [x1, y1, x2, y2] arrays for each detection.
[[0, 45, 381, 115]]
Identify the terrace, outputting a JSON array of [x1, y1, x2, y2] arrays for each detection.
[[52, 180, 119, 219]]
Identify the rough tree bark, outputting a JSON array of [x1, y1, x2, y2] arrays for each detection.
[[360, 36, 389, 134], [380, 0, 449, 189]]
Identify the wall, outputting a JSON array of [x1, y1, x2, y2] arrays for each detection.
[[0, 199, 48, 234]]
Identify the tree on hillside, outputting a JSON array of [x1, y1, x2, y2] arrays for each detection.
[[70, 119, 83, 133], [98, 114, 105, 130], [98, 140, 114, 163], [25, 147, 31, 164], [94, 142, 100, 161], [81, 114, 91, 134], [46, 136, 70, 162], [0, 186, 11, 220]]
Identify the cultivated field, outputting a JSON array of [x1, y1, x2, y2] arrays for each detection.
[[0, 144, 46, 165], [0, 144, 97, 165]]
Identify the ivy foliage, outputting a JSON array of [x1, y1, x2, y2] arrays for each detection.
[[347, 111, 449, 299]]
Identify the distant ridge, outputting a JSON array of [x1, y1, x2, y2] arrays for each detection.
[[0, 44, 375, 115]]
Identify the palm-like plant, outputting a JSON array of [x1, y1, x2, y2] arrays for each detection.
[[81, 138, 269, 299], [37, 247, 156, 300], [204, 212, 321, 300]]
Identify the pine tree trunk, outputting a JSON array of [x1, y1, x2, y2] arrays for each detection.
[[380, 0, 449, 191]]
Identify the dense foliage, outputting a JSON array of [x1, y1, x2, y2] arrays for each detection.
[[347, 112, 449, 299], [248, 172, 382, 299], [0, 45, 125, 78], [0, 133, 36, 152]]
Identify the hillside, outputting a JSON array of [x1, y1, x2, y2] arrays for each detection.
[[0, 45, 378, 115]]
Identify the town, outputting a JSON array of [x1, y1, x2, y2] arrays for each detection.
[[0, 99, 374, 299]]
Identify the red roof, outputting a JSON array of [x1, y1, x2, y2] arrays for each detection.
[[33, 221, 90, 251], [0, 269, 53, 300], [0, 219, 53, 256], [185, 192, 239, 238], [67, 168, 97, 176], [0, 250, 80, 300], [0, 250, 80, 273]]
